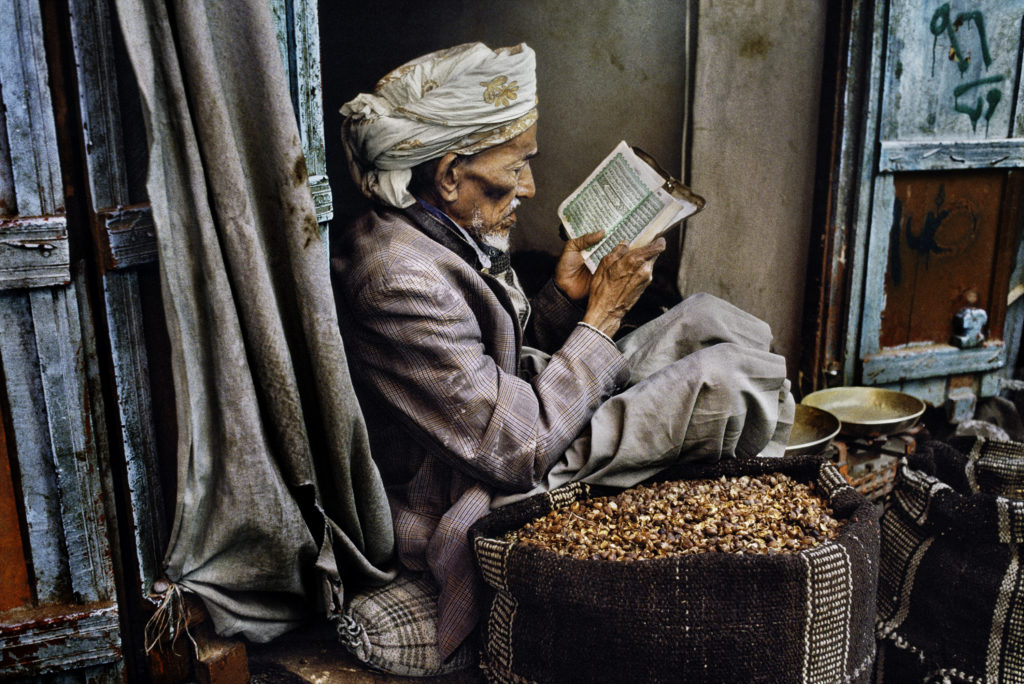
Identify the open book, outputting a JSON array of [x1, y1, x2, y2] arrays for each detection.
[[558, 141, 705, 272]]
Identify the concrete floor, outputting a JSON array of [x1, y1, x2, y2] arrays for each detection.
[[246, 622, 483, 684]]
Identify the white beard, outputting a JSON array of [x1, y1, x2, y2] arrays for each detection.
[[469, 198, 519, 253], [479, 231, 511, 253]]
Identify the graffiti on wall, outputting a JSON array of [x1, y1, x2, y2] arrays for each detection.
[[889, 182, 980, 286], [930, 2, 1004, 132]]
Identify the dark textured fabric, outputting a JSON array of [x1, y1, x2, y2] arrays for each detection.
[[875, 437, 1024, 683], [470, 455, 879, 684]]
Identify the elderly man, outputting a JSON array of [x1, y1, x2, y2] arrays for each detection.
[[333, 42, 793, 662]]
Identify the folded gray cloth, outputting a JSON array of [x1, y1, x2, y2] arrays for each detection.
[[496, 293, 794, 506]]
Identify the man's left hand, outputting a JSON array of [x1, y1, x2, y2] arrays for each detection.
[[554, 230, 605, 301]]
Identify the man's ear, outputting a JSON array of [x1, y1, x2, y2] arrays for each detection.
[[434, 152, 462, 203]]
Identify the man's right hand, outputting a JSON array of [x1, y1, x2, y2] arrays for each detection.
[[581, 237, 666, 338], [554, 230, 606, 301]]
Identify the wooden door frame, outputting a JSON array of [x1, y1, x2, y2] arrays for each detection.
[[800, 0, 876, 396]]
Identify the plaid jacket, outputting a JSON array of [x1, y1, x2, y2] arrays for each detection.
[[332, 205, 629, 658]]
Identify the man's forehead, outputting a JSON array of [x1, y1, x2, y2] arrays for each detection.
[[461, 124, 538, 167], [503, 125, 539, 157]]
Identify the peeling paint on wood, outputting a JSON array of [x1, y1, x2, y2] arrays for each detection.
[[0, 602, 120, 677], [0, 291, 73, 603], [0, 82, 17, 218], [885, 376, 949, 407], [880, 138, 1024, 172], [295, 0, 333, 253], [102, 272, 166, 592], [293, 0, 327, 177], [0, 283, 118, 611], [274, 0, 333, 248], [0, 0, 64, 217], [862, 341, 1006, 384], [66, 0, 166, 601], [836, 0, 891, 387], [66, 0, 128, 211], [96, 205, 156, 271], [309, 175, 333, 224], [0, 0, 125, 678], [29, 286, 116, 604], [844, 0, 1024, 396], [882, 1, 1024, 141]]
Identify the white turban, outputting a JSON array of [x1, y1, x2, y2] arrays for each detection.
[[340, 42, 538, 208]]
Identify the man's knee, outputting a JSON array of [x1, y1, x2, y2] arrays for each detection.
[[682, 291, 723, 309]]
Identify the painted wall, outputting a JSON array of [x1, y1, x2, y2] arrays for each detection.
[[678, 0, 827, 379]]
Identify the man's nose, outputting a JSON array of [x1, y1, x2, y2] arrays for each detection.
[[516, 163, 535, 198]]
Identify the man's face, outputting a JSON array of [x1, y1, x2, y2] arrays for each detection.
[[449, 125, 538, 247]]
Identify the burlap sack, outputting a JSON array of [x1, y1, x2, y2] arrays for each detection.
[[470, 454, 879, 684], [875, 437, 1024, 683]]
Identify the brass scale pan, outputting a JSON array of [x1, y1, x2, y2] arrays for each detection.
[[786, 387, 926, 454]]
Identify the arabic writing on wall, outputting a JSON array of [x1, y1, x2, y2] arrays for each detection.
[[930, 3, 1004, 133]]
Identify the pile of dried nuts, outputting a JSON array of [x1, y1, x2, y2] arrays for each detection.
[[510, 473, 842, 561]]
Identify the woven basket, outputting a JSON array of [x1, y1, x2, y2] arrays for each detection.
[[470, 454, 880, 684], [875, 437, 1024, 683]]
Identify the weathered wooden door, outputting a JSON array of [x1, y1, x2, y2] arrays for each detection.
[[0, 0, 333, 679], [0, 1, 122, 679], [806, 0, 1024, 404]]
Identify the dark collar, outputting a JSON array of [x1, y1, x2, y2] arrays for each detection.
[[479, 243, 511, 275], [404, 203, 483, 268]]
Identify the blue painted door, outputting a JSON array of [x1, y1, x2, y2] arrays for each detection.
[[810, 0, 1024, 403]]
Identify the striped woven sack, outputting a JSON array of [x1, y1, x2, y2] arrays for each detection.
[[335, 571, 477, 677], [875, 437, 1024, 683], [470, 454, 879, 684]]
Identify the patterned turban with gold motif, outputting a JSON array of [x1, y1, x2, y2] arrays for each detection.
[[340, 42, 538, 208]]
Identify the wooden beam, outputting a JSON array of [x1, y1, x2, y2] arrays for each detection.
[[0, 0, 64, 216], [95, 204, 157, 271], [862, 341, 1006, 385], [879, 139, 1024, 173], [0, 602, 120, 677]]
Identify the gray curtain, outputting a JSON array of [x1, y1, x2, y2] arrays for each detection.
[[115, 0, 396, 641]]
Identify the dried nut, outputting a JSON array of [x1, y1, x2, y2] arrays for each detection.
[[508, 473, 842, 562]]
